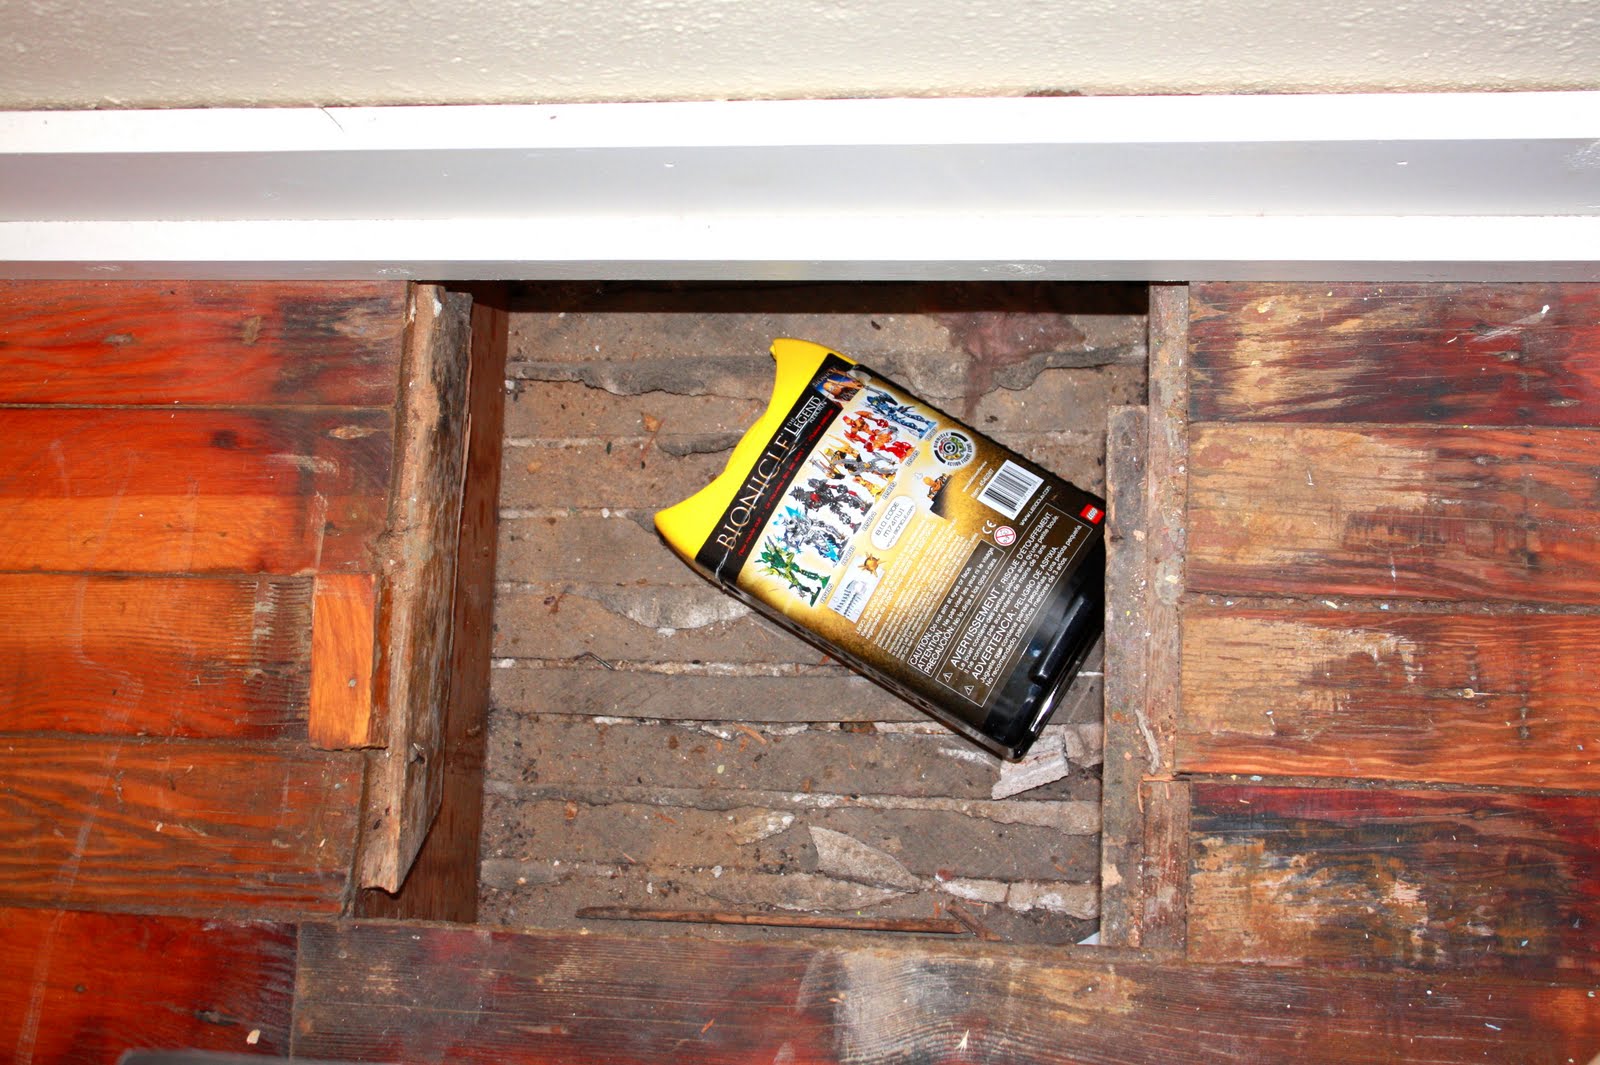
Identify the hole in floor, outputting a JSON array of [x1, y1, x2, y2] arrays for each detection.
[[479, 280, 1149, 946]]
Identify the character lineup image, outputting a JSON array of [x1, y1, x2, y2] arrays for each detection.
[[748, 369, 955, 619]]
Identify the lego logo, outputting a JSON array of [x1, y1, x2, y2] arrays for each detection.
[[1079, 504, 1104, 524]]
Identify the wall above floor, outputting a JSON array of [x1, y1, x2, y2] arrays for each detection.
[[1, 0, 1596, 110]]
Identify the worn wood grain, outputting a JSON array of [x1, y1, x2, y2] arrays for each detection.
[[1099, 405, 1149, 948], [1189, 783, 1600, 979], [492, 667, 928, 723], [357, 286, 474, 892], [0, 573, 310, 740], [308, 573, 378, 749], [359, 291, 506, 920], [293, 921, 1600, 1064], [1120, 283, 1192, 955], [484, 713, 1101, 803], [1145, 284, 1188, 772], [1189, 282, 1600, 425], [0, 280, 406, 407], [0, 407, 393, 573], [576, 906, 968, 934], [0, 735, 362, 916], [0, 906, 295, 1064], [1186, 423, 1600, 603], [1178, 603, 1600, 789], [1138, 778, 1190, 952], [484, 797, 1096, 883]]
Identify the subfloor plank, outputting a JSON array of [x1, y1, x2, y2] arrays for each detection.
[[0, 280, 407, 407], [1188, 282, 1600, 426], [1179, 602, 1600, 789], [491, 666, 928, 723], [0, 573, 311, 740], [293, 922, 1600, 1065], [0, 735, 362, 916], [1187, 423, 1600, 603], [483, 796, 1098, 885], [0, 906, 296, 1064], [1189, 783, 1600, 979], [484, 711, 1102, 803]]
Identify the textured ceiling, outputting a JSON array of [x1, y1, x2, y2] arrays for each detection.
[[2, 0, 1597, 109]]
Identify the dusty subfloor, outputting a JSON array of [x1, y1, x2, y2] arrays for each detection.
[[477, 282, 1148, 945]]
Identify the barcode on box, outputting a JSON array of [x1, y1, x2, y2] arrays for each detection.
[[977, 460, 1043, 520]]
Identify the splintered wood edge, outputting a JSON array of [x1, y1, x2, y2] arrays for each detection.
[[309, 573, 380, 749], [1099, 404, 1150, 948], [355, 292, 509, 921], [1132, 282, 1191, 953], [357, 284, 474, 892]]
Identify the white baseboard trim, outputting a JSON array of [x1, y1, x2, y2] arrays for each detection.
[[4, 94, 1597, 281]]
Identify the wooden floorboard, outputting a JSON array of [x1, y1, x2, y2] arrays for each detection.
[[293, 921, 1600, 1065], [0, 735, 363, 917], [1178, 281, 1600, 998], [0, 573, 312, 740], [1178, 601, 1600, 789], [0, 406, 393, 573], [1189, 282, 1600, 426], [1, 906, 296, 1065], [0, 280, 407, 407], [1188, 783, 1600, 979], [1177, 598, 1600, 786], [1186, 423, 1600, 603]]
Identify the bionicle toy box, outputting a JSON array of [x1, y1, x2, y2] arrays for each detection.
[[656, 339, 1105, 760]]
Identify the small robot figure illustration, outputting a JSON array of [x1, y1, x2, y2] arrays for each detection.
[[789, 476, 870, 528], [774, 507, 847, 562], [841, 413, 915, 461], [851, 475, 889, 500], [863, 387, 935, 437], [812, 443, 896, 484], [757, 538, 831, 605]]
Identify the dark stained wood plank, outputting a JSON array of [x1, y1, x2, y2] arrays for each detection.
[[0, 906, 295, 1064], [1179, 603, 1600, 789], [1186, 423, 1600, 603], [358, 286, 474, 892], [1189, 282, 1600, 425], [0, 280, 406, 407], [0, 573, 310, 740], [0, 736, 362, 916], [359, 290, 507, 919], [308, 573, 378, 749], [294, 921, 1600, 1064], [0, 406, 393, 573], [1189, 784, 1600, 980]]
